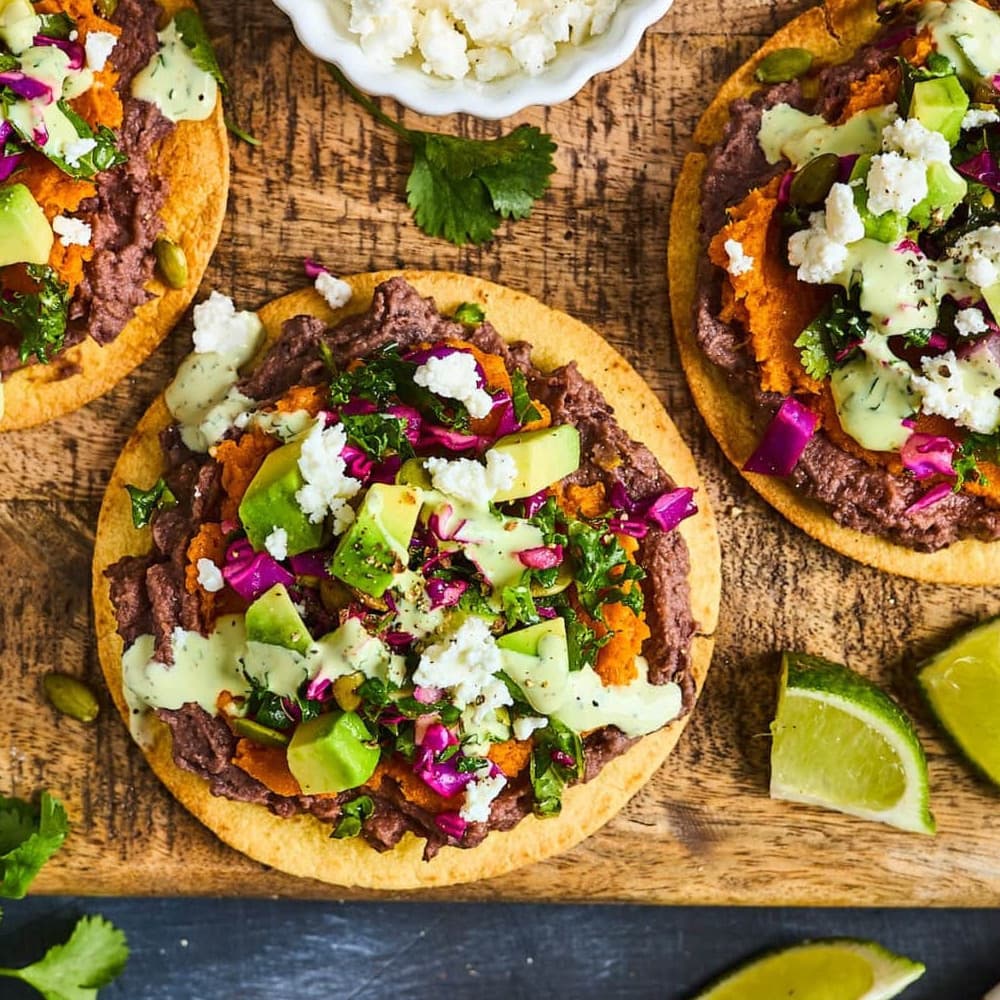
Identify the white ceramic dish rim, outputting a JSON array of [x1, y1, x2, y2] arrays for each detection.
[[274, 0, 675, 119]]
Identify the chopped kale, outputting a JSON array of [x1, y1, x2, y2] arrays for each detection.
[[527, 496, 568, 547], [36, 12, 75, 37], [2, 265, 71, 365], [794, 286, 869, 380], [529, 719, 583, 817], [547, 595, 610, 672], [341, 412, 414, 460], [897, 52, 956, 118], [567, 518, 645, 617]]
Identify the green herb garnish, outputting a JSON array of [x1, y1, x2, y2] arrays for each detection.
[[529, 719, 583, 817], [124, 478, 177, 529], [329, 66, 556, 246], [0, 792, 68, 900], [173, 10, 260, 146], [331, 795, 375, 840], [511, 369, 541, 425], [454, 302, 485, 325], [0, 914, 129, 1000], [567, 519, 645, 617], [3, 265, 71, 365], [341, 412, 414, 461], [794, 286, 868, 380]]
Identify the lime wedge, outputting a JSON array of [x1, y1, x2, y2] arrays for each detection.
[[770, 652, 935, 834], [694, 939, 925, 1000], [918, 616, 1000, 786]]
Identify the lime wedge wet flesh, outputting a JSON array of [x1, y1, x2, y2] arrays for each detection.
[[694, 939, 925, 1000], [770, 652, 935, 835], [918, 616, 1000, 786]]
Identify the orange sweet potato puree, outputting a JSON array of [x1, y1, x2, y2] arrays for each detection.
[[708, 177, 830, 397], [232, 740, 303, 799], [213, 431, 278, 522]]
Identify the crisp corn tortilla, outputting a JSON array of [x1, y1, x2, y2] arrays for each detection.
[[0, 0, 229, 432], [669, 0, 1000, 585], [92, 270, 721, 890]]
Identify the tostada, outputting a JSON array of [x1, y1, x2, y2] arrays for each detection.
[[0, 0, 227, 431], [92, 271, 720, 889], [671, 0, 1000, 583]]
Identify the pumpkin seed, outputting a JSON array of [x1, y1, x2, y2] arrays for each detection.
[[96, 0, 118, 14], [333, 672, 365, 713], [789, 153, 840, 208], [154, 237, 188, 289], [43, 673, 99, 724], [755, 48, 814, 84], [231, 717, 291, 748]]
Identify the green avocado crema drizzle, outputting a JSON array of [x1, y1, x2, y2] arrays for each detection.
[[745, 0, 1000, 487], [121, 310, 692, 836]]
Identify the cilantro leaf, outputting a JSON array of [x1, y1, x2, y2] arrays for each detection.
[[331, 795, 374, 839], [36, 13, 74, 38], [124, 478, 176, 529], [173, 10, 227, 94], [173, 10, 260, 145], [500, 581, 540, 628], [547, 595, 609, 671], [329, 66, 556, 246], [794, 286, 868, 380], [511, 369, 541, 425], [0, 914, 128, 1000], [0, 792, 69, 899], [3, 265, 71, 365]]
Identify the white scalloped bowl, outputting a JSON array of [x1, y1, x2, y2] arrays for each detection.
[[273, 0, 674, 119]]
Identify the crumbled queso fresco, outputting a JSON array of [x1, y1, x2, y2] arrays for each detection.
[[343, 0, 623, 81]]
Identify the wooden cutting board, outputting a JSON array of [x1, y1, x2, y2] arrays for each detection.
[[2, 0, 999, 906]]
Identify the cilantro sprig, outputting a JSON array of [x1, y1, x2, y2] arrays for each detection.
[[0, 791, 128, 998], [173, 9, 259, 146], [0, 914, 128, 1000], [0, 792, 68, 900], [329, 66, 557, 245]]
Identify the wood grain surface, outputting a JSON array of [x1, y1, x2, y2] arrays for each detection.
[[3, 0, 999, 906]]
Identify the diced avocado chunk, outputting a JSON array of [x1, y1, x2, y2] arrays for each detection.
[[909, 160, 968, 230], [850, 167, 907, 243], [0, 0, 40, 54], [330, 483, 422, 598], [0, 183, 53, 267], [245, 583, 312, 654], [238, 437, 325, 557], [910, 75, 969, 145], [980, 281, 1000, 321], [286, 710, 380, 794], [489, 425, 581, 502], [497, 617, 570, 715]]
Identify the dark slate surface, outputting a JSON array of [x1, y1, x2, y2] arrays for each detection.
[[1, 899, 999, 998]]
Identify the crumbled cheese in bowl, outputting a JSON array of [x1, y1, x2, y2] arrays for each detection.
[[341, 0, 624, 81]]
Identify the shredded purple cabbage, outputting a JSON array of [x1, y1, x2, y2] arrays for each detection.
[[905, 481, 954, 514], [222, 538, 294, 601], [303, 257, 329, 279], [900, 433, 957, 481], [426, 576, 468, 609], [743, 396, 820, 476], [32, 35, 84, 69], [517, 544, 563, 569], [0, 71, 52, 103], [288, 551, 330, 578], [435, 811, 467, 839], [958, 150, 1000, 193]]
